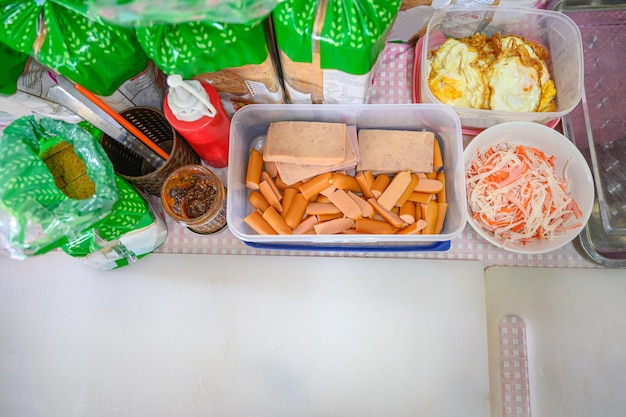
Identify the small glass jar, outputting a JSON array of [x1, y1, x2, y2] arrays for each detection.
[[160, 164, 227, 235]]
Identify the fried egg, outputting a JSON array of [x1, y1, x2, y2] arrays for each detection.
[[427, 38, 488, 109], [426, 33, 557, 113], [487, 55, 542, 112]]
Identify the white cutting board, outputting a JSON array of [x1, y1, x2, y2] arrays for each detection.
[[0, 252, 489, 417], [485, 266, 626, 417]]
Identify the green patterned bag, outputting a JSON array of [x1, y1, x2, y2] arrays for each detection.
[[80, 0, 280, 26], [0, 41, 28, 96], [136, 19, 284, 111], [0, 0, 149, 96], [272, 0, 401, 104], [0, 116, 118, 258], [0, 116, 167, 268], [60, 175, 168, 270]]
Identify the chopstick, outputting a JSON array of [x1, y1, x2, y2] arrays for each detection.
[[73, 84, 170, 161]]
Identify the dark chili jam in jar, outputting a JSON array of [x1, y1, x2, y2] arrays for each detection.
[[161, 164, 227, 235]]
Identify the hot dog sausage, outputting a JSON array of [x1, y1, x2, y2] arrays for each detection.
[[245, 149, 264, 190], [313, 217, 355, 235], [259, 180, 282, 213], [331, 173, 362, 194], [262, 206, 292, 235], [328, 189, 362, 220], [377, 170, 412, 211], [355, 218, 396, 234], [355, 170, 375, 199], [396, 219, 427, 235], [299, 172, 333, 200], [283, 193, 309, 229], [248, 190, 270, 212], [244, 210, 277, 235], [399, 200, 416, 224], [367, 198, 406, 228], [306, 202, 341, 216], [371, 173, 390, 199], [280, 187, 299, 219], [414, 178, 444, 194], [292, 215, 319, 234], [347, 190, 375, 219]]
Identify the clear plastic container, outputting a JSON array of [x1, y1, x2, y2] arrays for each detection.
[[226, 103, 466, 250], [553, 1, 626, 267], [419, 6, 584, 130]]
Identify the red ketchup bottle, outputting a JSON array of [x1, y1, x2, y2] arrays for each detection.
[[163, 75, 231, 168]]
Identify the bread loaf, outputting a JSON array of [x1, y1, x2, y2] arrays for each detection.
[[136, 18, 285, 114], [400, 0, 433, 10], [272, 0, 402, 104]]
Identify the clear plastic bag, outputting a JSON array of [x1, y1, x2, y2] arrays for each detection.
[[0, 117, 168, 269], [0, 116, 118, 259]]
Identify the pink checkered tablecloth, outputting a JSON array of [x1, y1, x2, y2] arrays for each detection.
[[499, 315, 531, 417], [155, 42, 597, 269]]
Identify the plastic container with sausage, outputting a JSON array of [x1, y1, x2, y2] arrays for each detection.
[[226, 103, 466, 251]]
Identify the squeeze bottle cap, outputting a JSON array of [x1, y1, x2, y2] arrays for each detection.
[[166, 74, 217, 122]]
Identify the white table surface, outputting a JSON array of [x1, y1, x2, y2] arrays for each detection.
[[1, 252, 490, 417]]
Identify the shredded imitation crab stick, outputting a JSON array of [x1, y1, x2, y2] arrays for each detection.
[[466, 143, 583, 244]]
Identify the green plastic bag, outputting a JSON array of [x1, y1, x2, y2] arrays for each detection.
[[136, 19, 284, 109], [61, 175, 168, 270], [0, 0, 149, 96], [0, 116, 119, 258], [136, 20, 270, 79], [80, 0, 281, 26], [0, 41, 28, 96], [272, 0, 401, 104]]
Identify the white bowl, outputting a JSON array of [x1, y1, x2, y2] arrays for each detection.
[[464, 121, 594, 254]]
